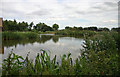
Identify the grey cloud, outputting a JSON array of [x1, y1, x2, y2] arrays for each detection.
[[74, 8, 103, 15], [2, 7, 22, 15], [92, 6, 103, 10], [75, 11, 86, 15], [63, 4, 74, 9], [118, 1, 120, 6], [104, 2, 117, 7], [64, 2, 117, 16], [1, 2, 26, 17], [27, 9, 51, 16], [91, 2, 117, 13]]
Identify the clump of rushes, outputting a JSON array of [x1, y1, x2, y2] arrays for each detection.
[[2, 32, 39, 40]]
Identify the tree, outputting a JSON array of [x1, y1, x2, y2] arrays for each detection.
[[28, 22, 34, 31], [3, 20, 8, 31], [111, 27, 120, 32], [72, 26, 77, 30], [88, 27, 97, 31], [65, 26, 72, 30], [84, 27, 97, 31], [98, 27, 109, 31], [52, 23, 59, 30], [35, 22, 53, 32], [20, 21, 28, 31], [78, 27, 83, 30]]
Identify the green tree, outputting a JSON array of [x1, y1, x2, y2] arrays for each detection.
[[36, 22, 53, 32], [52, 23, 59, 30], [111, 27, 120, 32], [65, 26, 72, 30], [98, 27, 109, 31], [3, 20, 8, 31], [78, 27, 83, 30], [28, 22, 34, 31]]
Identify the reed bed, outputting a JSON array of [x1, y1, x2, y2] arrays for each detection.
[[2, 32, 39, 40]]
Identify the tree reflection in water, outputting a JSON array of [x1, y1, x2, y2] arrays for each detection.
[[3, 35, 60, 48]]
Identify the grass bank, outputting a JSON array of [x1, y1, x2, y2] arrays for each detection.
[[2, 31, 119, 76], [2, 32, 39, 40]]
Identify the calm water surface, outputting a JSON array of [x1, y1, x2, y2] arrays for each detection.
[[3, 34, 85, 60]]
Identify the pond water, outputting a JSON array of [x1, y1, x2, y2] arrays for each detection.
[[3, 34, 85, 61]]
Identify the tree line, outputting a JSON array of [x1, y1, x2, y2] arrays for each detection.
[[65, 26, 120, 32], [3, 20, 59, 32], [2, 19, 120, 32]]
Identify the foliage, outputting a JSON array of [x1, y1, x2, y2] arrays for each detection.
[[2, 32, 39, 40], [98, 27, 110, 31], [64, 26, 110, 32], [84, 27, 98, 31], [3, 19, 120, 33], [3, 20, 54, 32], [81, 32, 119, 75], [2, 51, 24, 75], [111, 27, 120, 32], [28, 22, 34, 31], [35, 22, 53, 32], [52, 24, 59, 30], [3, 20, 30, 31]]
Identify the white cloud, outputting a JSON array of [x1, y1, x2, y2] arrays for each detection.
[[0, 0, 119, 29], [104, 20, 117, 23]]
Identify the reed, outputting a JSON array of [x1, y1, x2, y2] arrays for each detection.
[[2, 32, 39, 40]]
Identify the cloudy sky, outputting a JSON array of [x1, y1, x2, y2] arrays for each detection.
[[0, 0, 119, 29]]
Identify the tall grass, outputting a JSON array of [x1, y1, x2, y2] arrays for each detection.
[[2, 32, 39, 40], [55, 30, 97, 37], [2, 31, 119, 76]]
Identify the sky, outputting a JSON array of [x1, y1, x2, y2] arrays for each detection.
[[0, 0, 119, 29]]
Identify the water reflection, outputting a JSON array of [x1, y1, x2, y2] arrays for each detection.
[[3, 34, 84, 60], [52, 36, 59, 43], [3, 35, 59, 47]]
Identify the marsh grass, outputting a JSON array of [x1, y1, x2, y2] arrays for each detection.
[[2, 32, 39, 40]]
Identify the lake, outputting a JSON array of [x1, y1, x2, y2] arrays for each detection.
[[3, 34, 85, 61]]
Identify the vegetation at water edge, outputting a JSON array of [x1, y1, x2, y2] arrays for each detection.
[[2, 31, 119, 76]]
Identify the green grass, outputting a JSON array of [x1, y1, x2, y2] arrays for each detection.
[[2, 31, 39, 40], [2, 31, 119, 76]]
